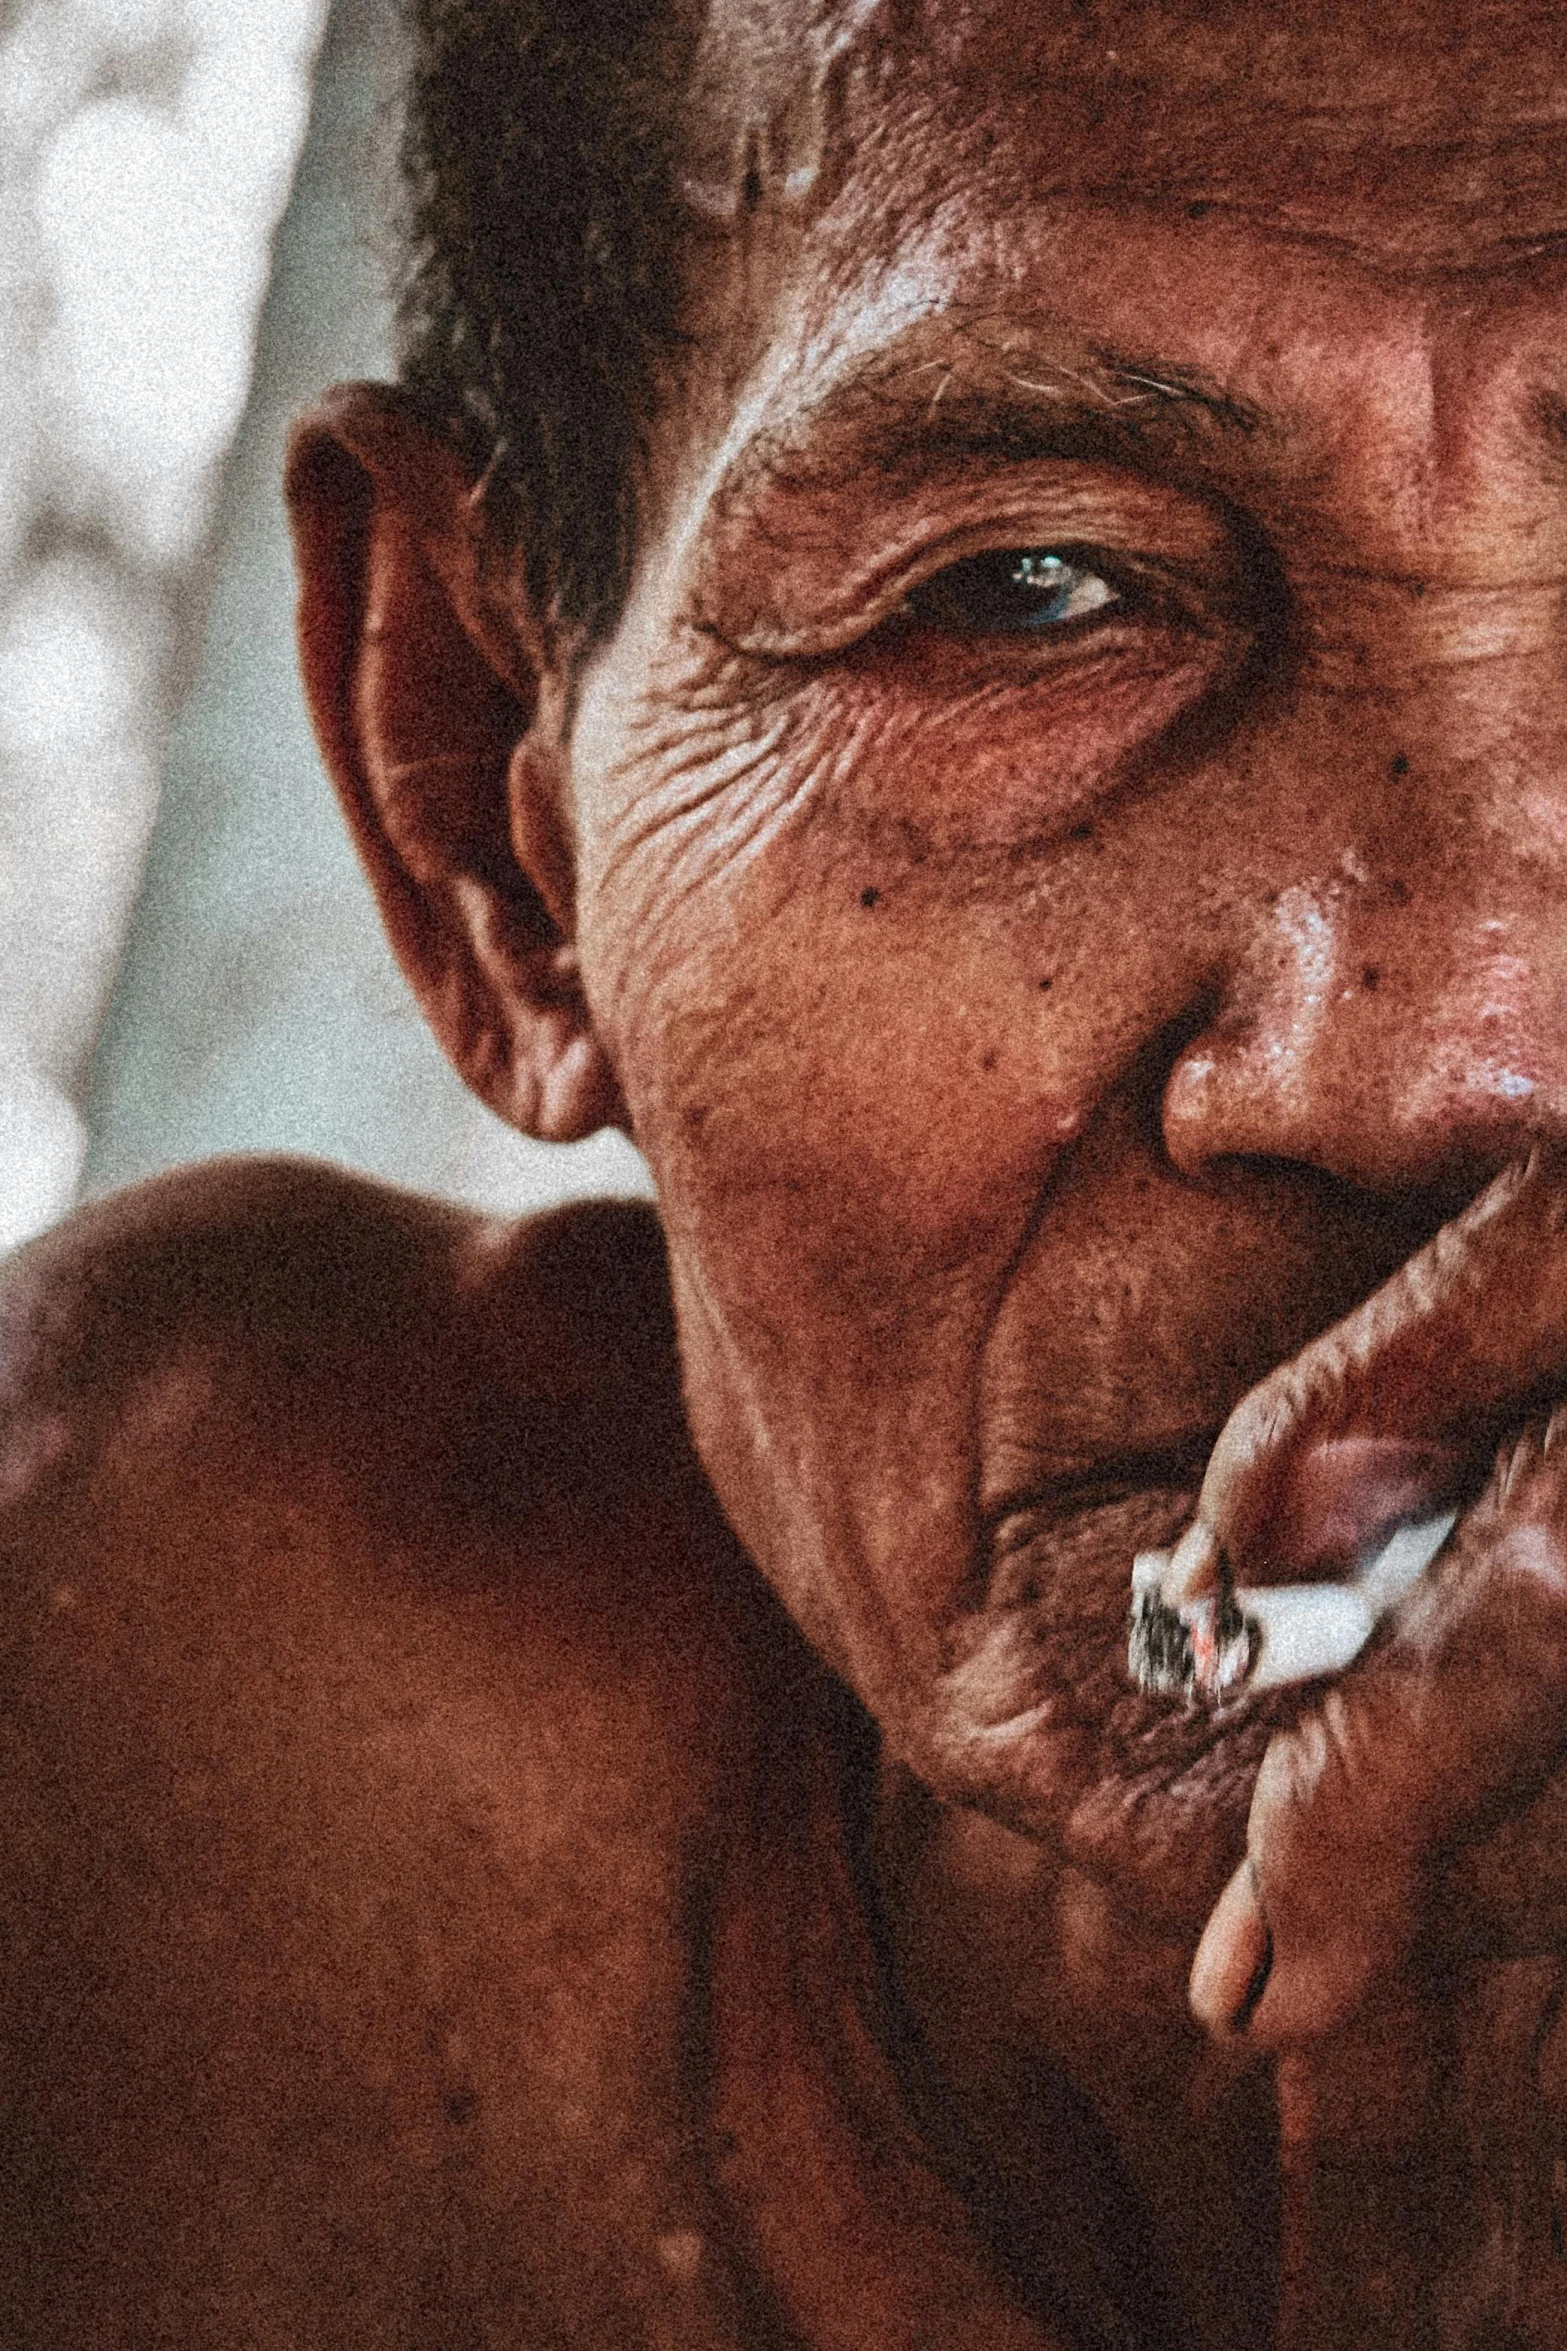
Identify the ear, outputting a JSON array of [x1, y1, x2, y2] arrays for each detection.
[[284, 381, 625, 1142]]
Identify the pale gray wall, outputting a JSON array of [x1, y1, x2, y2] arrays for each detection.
[[0, 0, 336, 1251], [83, 0, 652, 1216]]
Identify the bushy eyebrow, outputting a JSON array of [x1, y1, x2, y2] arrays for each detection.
[[708, 338, 1267, 521]]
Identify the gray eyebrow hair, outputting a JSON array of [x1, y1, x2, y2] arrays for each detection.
[[709, 339, 1267, 518]]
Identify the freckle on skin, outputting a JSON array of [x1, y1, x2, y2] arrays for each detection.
[[982, 1049, 998, 1071], [1390, 752, 1410, 777], [860, 886, 880, 908], [1039, 977, 1053, 992], [1362, 965, 1381, 991]]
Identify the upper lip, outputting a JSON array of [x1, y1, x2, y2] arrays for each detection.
[[981, 1431, 1219, 1539]]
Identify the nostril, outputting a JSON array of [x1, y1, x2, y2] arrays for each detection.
[[1126, 986, 1227, 1153]]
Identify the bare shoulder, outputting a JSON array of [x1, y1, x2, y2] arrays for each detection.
[[0, 1150, 716, 1576], [0, 1150, 763, 1802], [0, 1158, 793, 2349], [0, 1151, 686, 1495]]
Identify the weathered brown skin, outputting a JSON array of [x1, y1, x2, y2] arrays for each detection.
[[12, 0, 1567, 2342], [0, 1164, 1173, 2350]]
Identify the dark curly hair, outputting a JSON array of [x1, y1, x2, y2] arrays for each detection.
[[397, 0, 697, 645]]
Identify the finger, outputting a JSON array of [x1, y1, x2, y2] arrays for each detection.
[[1191, 1417, 1567, 2045], [1167, 1146, 1567, 1602]]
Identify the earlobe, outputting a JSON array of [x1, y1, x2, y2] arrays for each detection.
[[284, 382, 626, 1144]]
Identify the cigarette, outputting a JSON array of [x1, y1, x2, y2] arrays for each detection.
[[1127, 1509, 1458, 1706]]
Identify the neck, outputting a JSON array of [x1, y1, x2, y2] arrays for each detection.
[[865, 1759, 1280, 2351]]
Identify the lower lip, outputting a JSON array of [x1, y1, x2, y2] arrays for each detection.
[[972, 1479, 1311, 1912]]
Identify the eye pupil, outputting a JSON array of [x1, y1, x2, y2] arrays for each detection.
[[907, 548, 1116, 635], [1011, 552, 1068, 594]]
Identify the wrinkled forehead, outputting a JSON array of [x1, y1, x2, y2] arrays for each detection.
[[684, 0, 1567, 273]]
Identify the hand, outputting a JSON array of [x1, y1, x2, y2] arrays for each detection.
[[1168, 1151, 1567, 2344], [1176, 1148, 1567, 2037]]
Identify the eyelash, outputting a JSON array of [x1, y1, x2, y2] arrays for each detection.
[[689, 519, 1252, 676]]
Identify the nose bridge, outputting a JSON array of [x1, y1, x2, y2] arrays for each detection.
[[1162, 664, 1567, 1196]]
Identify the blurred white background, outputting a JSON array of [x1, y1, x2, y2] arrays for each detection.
[[1, 0, 652, 1253]]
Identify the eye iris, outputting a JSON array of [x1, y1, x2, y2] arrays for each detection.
[[909, 548, 1115, 634]]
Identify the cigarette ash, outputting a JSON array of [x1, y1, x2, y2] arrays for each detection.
[[1128, 1578, 1256, 1706]]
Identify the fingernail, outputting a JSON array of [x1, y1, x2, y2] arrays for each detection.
[[1165, 1519, 1223, 1606], [1190, 1858, 1272, 2037]]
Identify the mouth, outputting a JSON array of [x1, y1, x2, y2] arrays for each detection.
[[955, 1412, 1493, 1917], [975, 1439, 1225, 1719], [981, 1432, 1224, 1563], [934, 1450, 1341, 1917], [940, 1464, 1261, 1835]]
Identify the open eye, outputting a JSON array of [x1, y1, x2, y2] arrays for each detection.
[[904, 548, 1119, 635]]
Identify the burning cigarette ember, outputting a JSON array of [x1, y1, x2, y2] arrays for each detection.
[[1128, 1510, 1458, 1706]]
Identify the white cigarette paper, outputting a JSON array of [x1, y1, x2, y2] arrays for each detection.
[[1129, 1510, 1458, 1704]]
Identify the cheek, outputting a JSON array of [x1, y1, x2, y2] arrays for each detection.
[[801, 628, 1228, 850], [582, 637, 1227, 1287], [564, 626, 1260, 1731], [615, 864, 1086, 1322]]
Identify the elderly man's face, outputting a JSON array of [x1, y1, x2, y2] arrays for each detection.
[[561, 0, 1567, 1928]]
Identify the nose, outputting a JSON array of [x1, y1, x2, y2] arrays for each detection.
[[1162, 666, 1567, 1199]]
